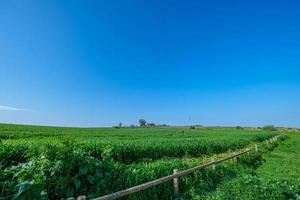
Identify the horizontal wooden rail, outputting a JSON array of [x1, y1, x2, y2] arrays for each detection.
[[93, 148, 251, 200]]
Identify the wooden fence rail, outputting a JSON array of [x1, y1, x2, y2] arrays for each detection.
[[93, 148, 251, 200], [69, 135, 281, 200]]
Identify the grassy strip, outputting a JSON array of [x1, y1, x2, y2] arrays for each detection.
[[257, 133, 300, 181], [204, 133, 300, 200]]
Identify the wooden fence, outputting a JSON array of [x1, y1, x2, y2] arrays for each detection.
[[69, 135, 280, 200]]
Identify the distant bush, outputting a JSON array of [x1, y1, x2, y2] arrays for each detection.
[[147, 123, 156, 127], [190, 126, 195, 129], [262, 125, 277, 131], [157, 124, 168, 127], [236, 126, 243, 130]]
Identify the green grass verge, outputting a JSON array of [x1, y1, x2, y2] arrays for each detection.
[[257, 133, 300, 181], [206, 133, 300, 200]]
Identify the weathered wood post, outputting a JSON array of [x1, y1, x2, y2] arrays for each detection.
[[173, 169, 179, 196], [211, 158, 215, 170], [77, 196, 87, 200], [233, 152, 237, 162], [255, 144, 258, 152], [266, 140, 269, 146]]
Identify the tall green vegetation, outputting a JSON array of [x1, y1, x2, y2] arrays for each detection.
[[0, 124, 282, 199]]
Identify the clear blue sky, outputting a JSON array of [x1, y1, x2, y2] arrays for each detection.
[[0, 0, 300, 127]]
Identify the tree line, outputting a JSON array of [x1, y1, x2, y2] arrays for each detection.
[[114, 119, 168, 128]]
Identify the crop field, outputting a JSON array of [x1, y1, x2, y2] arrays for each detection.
[[0, 123, 292, 199]]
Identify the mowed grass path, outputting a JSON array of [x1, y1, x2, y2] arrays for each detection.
[[257, 133, 300, 181]]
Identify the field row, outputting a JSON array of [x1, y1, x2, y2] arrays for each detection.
[[1, 124, 277, 163]]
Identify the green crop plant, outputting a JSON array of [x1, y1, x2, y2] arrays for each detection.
[[0, 124, 282, 199]]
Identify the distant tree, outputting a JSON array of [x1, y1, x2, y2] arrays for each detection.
[[147, 123, 156, 127], [262, 125, 277, 131], [157, 124, 168, 127], [129, 124, 136, 128], [118, 122, 122, 128], [190, 126, 195, 129], [236, 126, 243, 130], [139, 119, 146, 127]]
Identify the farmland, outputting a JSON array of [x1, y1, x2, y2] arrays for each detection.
[[0, 123, 295, 199]]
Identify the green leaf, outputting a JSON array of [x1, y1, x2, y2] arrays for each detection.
[[66, 187, 74, 198], [79, 166, 88, 175], [74, 179, 81, 190], [87, 175, 95, 184]]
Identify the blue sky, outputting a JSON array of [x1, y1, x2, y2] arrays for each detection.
[[0, 0, 300, 127]]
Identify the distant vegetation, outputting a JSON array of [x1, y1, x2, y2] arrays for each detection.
[[262, 125, 277, 131], [115, 119, 167, 128], [190, 125, 196, 129], [139, 119, 146, 127]]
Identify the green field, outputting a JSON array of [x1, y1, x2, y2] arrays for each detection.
[[0, 124, 297, 199], [0, 124, 276, 164], [206, 133, 300, 200]]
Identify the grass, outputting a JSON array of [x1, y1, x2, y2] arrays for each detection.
[[205, 132, 300, 200], [257, 133, 300, 181]]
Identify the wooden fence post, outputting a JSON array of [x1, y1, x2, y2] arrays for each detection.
[[211, 158, 215, 170], [266, 140, 269, 146], [233, 152, 237, 162], [255, 144, 258, 152], [173, 169, 179, 196], [77, 196, 87, 200], [92, 149, 253, 200]]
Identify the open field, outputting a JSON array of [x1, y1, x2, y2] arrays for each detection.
[[0, 124, 296, 199], [0, 124, 277, 164]]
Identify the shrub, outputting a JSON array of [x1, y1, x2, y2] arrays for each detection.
[[262, 125, 277, 131]]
